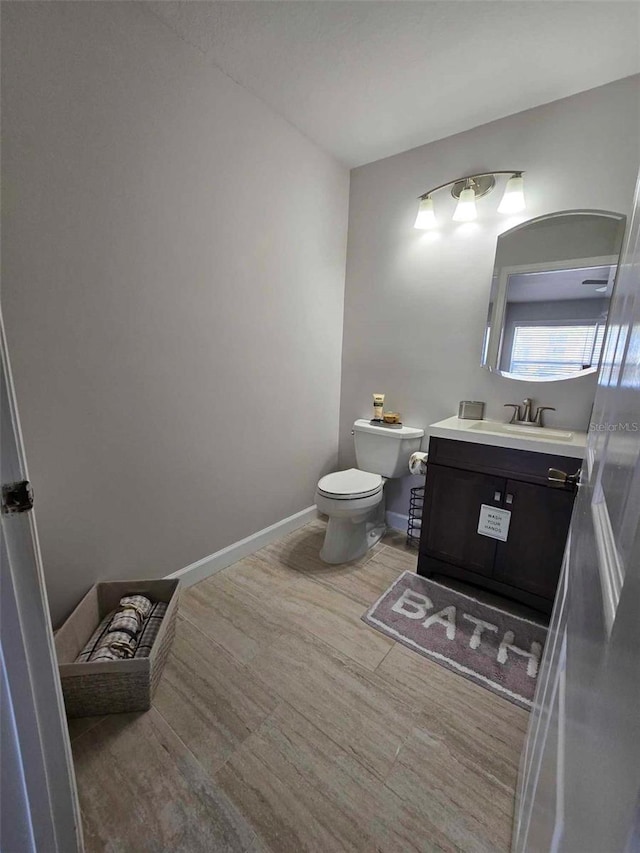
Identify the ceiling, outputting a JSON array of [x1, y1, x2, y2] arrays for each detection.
[[508, 265, 616, 303], [148, 2, 640, 168]]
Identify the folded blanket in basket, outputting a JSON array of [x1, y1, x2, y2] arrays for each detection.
[[75, 611, 117, 663], [75, 601, 168, 663], [133, 602, 168, 659], [90, 631, 137, 662], [109, 595, 153, 637]]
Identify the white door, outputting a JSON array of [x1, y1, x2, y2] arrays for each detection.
[[513, 175, 640, 851], [0, 312, 83, 852]]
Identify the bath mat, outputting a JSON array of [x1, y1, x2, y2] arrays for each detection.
[[363, 571, 547, 709]]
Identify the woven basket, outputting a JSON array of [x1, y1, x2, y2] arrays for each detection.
[[54, 579, 179, 718]]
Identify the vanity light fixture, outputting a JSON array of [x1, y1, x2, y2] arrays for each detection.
[[414, 195, 437, 229], [497, 172, 526, 214], [452, 184, 478, 222], [414, 171, 525, 229]]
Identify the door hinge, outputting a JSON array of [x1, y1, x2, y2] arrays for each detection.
[[1, 480, 34, 514]]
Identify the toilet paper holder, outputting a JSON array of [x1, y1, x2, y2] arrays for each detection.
[[409, 451, 428, 476]]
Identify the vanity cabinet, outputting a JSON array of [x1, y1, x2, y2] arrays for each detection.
[[417, 437, 581, 613], [423, 465, 503, 578]]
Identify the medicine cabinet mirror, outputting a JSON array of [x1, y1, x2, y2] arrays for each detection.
[[482, 210, 626, 381]]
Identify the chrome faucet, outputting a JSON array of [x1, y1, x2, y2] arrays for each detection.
[[504, 398, 556, 428]]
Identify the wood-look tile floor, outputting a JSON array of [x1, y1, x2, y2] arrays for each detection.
[[68, 520, 530, 853]]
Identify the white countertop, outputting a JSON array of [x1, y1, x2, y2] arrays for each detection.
[[428, 416, 588, 459]]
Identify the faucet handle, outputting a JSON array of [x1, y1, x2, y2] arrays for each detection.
[[504, 404, 522, 424], [534, 406, 556, 427]]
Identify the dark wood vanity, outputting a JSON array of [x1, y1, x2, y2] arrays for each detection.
[[417, 437, 582, 614]]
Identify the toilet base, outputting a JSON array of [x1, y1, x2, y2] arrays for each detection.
[[319, 495, 386, 565]]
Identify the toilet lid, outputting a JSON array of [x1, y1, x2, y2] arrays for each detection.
[[317, 468, 383, 499]]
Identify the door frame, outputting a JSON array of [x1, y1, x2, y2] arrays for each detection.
[[1, 311, 83, 852]]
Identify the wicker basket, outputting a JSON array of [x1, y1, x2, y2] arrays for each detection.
[[54, 579, 179, 718]]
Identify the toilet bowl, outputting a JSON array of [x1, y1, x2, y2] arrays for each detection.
[[315, 419, 424, 565], [315, 468, 386, 564]]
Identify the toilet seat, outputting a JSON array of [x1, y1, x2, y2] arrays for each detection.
[[317, 468, 383, 500]]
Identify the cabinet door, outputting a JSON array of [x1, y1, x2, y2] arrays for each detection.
[[421, 464, 504, 577], [493, 479, 575, 599]]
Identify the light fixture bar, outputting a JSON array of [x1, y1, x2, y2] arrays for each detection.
[[414, 170, 526, 230], [451, 174, 495, 201], [417, 170, 524, 201]]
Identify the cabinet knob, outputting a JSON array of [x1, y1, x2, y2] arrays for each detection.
[[548, 467, 582, 487]]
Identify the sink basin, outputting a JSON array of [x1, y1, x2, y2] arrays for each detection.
[[428, 416, 587, 458], [468, 422, 574, 441]]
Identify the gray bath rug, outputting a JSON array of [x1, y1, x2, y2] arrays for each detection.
[[363, 571, 547, 709]]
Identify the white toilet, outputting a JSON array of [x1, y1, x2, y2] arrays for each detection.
[[315, 419, 424, 564]]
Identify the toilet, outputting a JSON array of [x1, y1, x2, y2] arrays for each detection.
[[315, 419, 424, 564]]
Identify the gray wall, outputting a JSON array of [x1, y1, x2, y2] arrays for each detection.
[[1, 2, 349, 625], [339, 76, 640, 515]]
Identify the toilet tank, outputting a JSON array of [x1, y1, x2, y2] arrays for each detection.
[[353, 419, 424, 478]]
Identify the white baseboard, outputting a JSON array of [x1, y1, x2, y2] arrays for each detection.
[[166, 505, 318, 589], [385, 511, 408, 533]]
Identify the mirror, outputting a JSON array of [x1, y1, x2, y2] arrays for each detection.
[[482, 210, 626, 381]]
